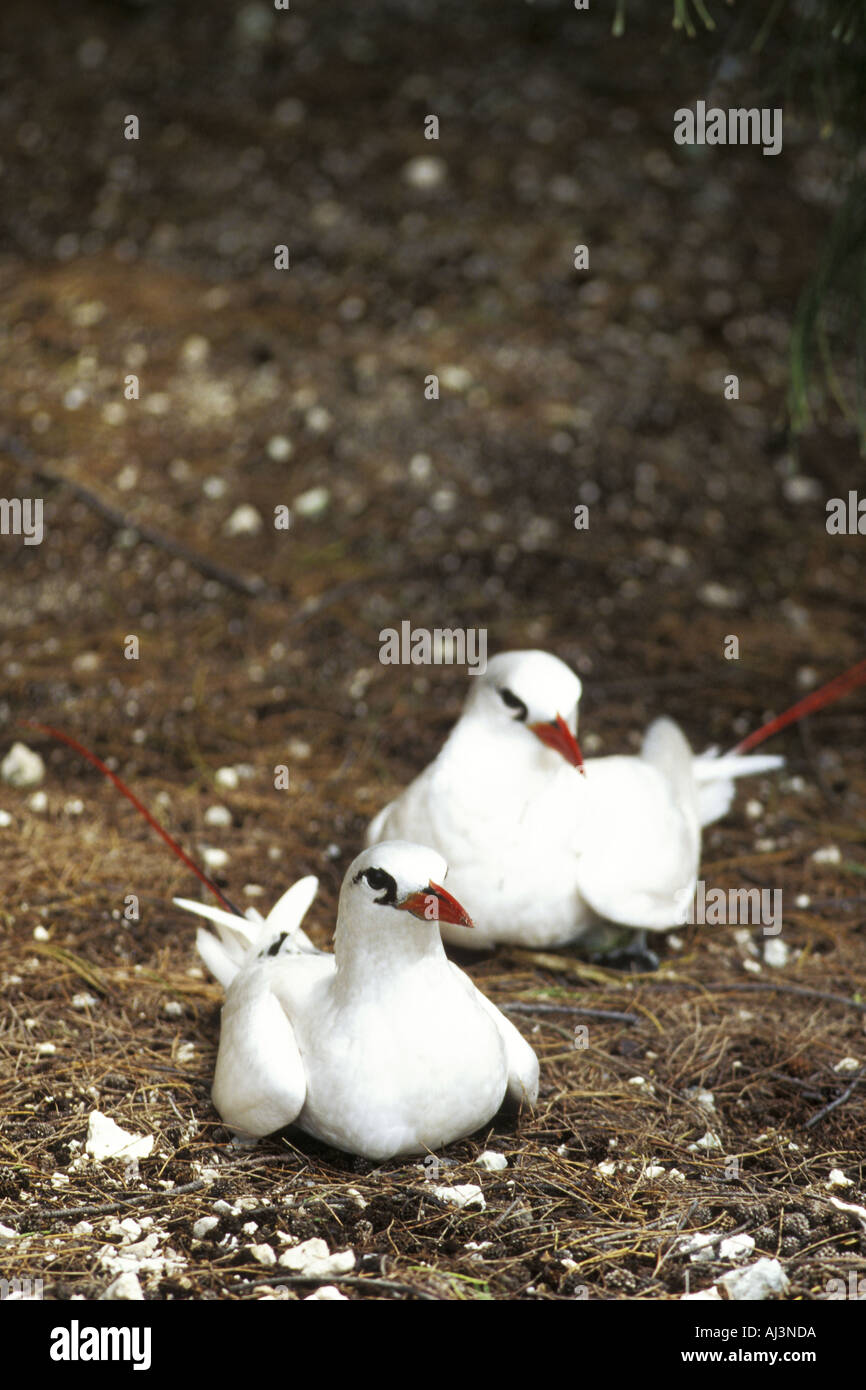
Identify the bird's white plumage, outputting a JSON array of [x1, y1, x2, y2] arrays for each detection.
[[366, 651, 784, 947], [175, 842, 538, 1159]]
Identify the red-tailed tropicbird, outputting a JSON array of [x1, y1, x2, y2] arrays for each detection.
[[174, 841, 539, 1158], [366, 650, 799, 951]]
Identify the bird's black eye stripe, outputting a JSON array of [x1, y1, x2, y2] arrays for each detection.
[[263, 931, 288, 958], [353, 866, 398, 904], [498, 687, 528, 722]]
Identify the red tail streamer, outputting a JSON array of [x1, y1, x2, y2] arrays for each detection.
[[731, 657, 866, 755], [21, 720, 242, 916]]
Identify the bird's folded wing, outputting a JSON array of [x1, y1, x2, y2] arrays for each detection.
[[211, 968, 307, 1138], [572, 758, 699, 932], [449, 965, 539, 1107]]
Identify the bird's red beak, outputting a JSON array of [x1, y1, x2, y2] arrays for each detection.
[[530, 713, 585, 773], [397, 882, 475, 928]]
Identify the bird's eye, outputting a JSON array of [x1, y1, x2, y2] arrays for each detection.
[[498, 687, 528, 722], [357, 867, 398, 904]]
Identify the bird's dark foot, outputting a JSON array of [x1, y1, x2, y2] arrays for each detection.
[[592, 931, 660, 974]]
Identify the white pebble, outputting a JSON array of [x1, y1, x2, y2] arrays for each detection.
[[86, 1111, 153, 1162], [811, 845, 841, 865], [718, 1257, 789, 1301], [100, 1271, 145, 1301], [215, 766, 240, 790], [718, 1233, 755, 1262], [28, 791, 48, 813], [403, 156, 447, 189], [267, 435, 293, 461], [248, 1243, 276, 1267], [293, 486, 330, 518], [224, 503, 263, 537], [763, 938, 789, 969], [475, 1150, 508, 1172], [833, 1057, 860, 1075], [1, 742, 46, 788], [201, 846, 229, 870], [304, 1285, 348, 1301], [194, 1216, 220, 1238], [430, 1184, 486, 1211], [204, 804, 232, 827], [826, 1169, 852, 1190]]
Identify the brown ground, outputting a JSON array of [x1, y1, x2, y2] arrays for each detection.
[[0, 0, 864, 1300]]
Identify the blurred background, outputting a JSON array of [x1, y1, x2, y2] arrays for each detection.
[[0, 0, 862, 913]]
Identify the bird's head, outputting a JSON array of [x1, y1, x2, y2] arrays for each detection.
[[343, 841, 474, 930], [464, 650, 584, 770]]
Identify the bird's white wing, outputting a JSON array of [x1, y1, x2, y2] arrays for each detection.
[[211, 963, 307, 1138], [448, 964, 539, 1107], [572, 748, 700, 932]]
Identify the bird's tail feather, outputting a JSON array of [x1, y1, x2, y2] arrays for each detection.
[[174, 878, 320, 988], [694, 751, 785, 782]]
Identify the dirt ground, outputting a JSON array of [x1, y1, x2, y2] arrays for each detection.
[[0, 1, 864, 1301]]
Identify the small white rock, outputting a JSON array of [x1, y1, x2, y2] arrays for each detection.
[[28, 790, 48, 813], [215, 766, 240, 790], [403, 156, 447, 189], [100, 1271, 145, 1301], [71, 993, 98, 1010], [204, 804, 232, 827], [85, 1111, 154, 1163], [224, 503, 263, 537], [826, 1169, 852, 1191], [688, 1131, 723, 1153], [278, 1238, 355, 1278], [718, 1233, 755, 1263], [267, 435, 293, 462], [763, 938, 789, 969], [33, 925, 50, 942], [833, 1057, 860, 1075], [293, 486, 330, 518], [200, 847, 229, 870], [304, 1285, 348, 1301], [718, 1257, 789, 1301], [1, 742, 46, 788], [248, 1243, 276, 1267], [0, 1223, 19, 1243], [193, 1216, 220, 1238], [475, 1150, 508, 1172], [430, 1184, 486, 1211], [0, 810, 12, 828], [811, 845, 841, 865], [681, 1286, 722, 1301]]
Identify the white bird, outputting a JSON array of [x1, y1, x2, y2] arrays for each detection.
[[174, 840, 539, 1160], [366, 651, 784, 952]]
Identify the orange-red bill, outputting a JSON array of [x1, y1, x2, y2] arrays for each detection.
[[530, 713, 585, 773], [397, 881, 475, 928]]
